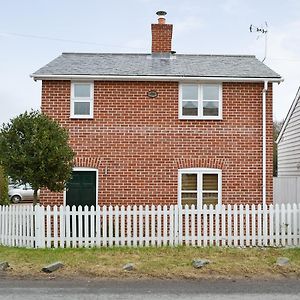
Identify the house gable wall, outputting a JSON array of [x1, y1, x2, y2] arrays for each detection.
[[40, 80, 273, 206]]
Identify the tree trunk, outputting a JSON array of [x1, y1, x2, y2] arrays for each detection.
[[33, 189, 38, 206]]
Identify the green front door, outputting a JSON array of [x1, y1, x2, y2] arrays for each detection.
[[66, 171, 97, 207]]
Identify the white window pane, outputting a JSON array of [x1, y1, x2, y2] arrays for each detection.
[[182, 174, 197, 190], [203, 101, 219, 116], [182, 85, 198, 100], [203, 174, 218, 191], [203, 192, 218, 206], [203, 85, 219, 100], [74, 102, 90, 115], [74, 84, 91, 98], [181, 192, 197, 207], [182, 101, 198, 116]]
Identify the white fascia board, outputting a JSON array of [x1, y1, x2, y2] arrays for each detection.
[[276, 86, 300, 144], [30, 74, 284, 83]]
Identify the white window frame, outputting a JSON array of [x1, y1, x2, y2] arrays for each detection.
[[70, 82, 94, 119], [178, 168, 222, 207], [179, 83, 222, 120]]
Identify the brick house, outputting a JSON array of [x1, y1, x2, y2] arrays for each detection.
[[31, 11, 282, 208]]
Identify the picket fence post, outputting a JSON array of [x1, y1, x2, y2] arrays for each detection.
[[34, 205, 45, 248]]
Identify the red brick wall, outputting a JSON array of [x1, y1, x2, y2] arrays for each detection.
[[40, 80, 273, 206], [151, 23, 173, 52]]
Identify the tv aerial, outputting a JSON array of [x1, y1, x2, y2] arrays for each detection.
[[249, 22, 268, 62]]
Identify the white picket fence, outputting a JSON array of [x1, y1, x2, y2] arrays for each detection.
[[0, 204, 300, 248]]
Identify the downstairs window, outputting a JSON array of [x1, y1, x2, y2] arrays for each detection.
[[178, 168, 222, 207]]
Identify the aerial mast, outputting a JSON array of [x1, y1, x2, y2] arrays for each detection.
[[249, 22, 268, 62]]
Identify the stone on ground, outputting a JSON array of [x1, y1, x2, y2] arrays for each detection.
[[0, 262, 9, 271], [123, 263, 135, 271], [42, 262, 64, 273], [192, 259, 211, 269], [276, 257, 289, 266]]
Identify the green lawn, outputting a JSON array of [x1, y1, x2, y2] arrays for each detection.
[[0, 246, 300, 280]]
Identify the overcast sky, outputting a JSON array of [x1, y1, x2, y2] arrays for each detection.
[[1, 0, 300, 124]]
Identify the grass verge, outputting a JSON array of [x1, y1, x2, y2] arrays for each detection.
[[0, 246, 300, 280]]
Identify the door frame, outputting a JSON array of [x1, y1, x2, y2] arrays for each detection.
[[63, 167, 99, 207]]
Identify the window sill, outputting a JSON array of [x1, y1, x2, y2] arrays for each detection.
[[70, 115, 94, 119], [179, 116, 223, 121]]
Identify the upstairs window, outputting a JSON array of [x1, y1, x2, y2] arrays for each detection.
[[71, 82, 94, 119], [178, 168, 222, 207], [179, 84, 222, 120]]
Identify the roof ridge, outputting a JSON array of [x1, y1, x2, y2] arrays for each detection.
[[61, 52, 256, 58]]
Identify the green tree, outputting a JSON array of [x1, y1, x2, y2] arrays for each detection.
[[0, 165, 9, 205], [0, 111, 75, 205], [273, 120, 284, 177]]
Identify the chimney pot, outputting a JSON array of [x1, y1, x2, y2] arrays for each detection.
[[156, 11, 167, 16], [156, 11, 167, 24]]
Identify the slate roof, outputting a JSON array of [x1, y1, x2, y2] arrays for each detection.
[[32, 53, 281, 79]]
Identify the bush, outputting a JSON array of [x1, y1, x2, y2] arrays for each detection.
[[0, 165, 9, 205], [0, 111, 75, 205]]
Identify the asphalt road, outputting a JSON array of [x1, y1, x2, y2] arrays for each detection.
[[0, 278, 299, 299]]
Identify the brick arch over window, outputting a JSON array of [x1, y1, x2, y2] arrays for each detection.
[[74, 157, 102, 169], [175, 158, 226, 170]]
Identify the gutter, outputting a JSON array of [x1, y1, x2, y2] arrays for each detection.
[[262, 79, 283, 204], [30, 74, 284, 83], [262, 81, 268, 206]]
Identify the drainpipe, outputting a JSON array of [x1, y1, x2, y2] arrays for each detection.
[[262, 81, 268, 206]]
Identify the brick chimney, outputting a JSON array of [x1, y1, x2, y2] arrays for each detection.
[[151, 11, 173, 53]]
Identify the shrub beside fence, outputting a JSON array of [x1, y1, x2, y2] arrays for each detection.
[[0, 204, 300, 249]]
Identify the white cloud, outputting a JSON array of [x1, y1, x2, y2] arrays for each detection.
[[220, 0, 252, 14], [265, 21, 300, 121], [175, 16, 203, 35], [245, 20, 300, 121], [124, 38, 148, 52]]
